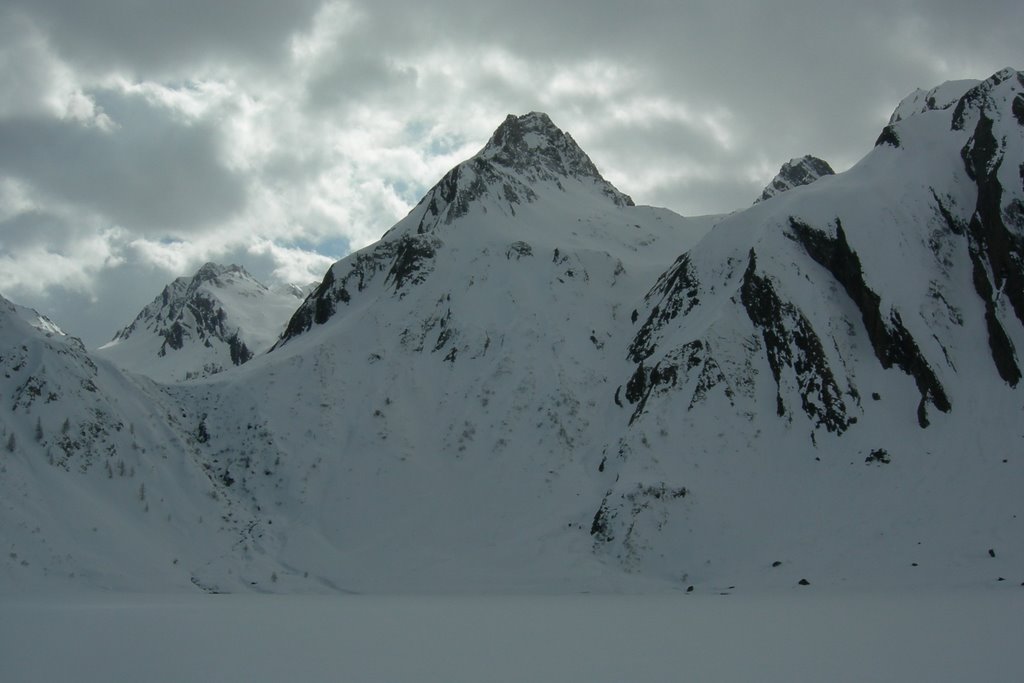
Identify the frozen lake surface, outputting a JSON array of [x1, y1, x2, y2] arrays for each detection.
[[3, 590, 1022, 682]]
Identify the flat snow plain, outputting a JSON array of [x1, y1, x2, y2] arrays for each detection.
[[3, 590, 1021, 682]]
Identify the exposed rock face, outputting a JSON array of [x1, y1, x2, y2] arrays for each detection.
[[786, 218, 951, 426], [738, 248, 852, 433], [953, 70, 1024, 385], [756, 155, 835, 203], [278, 234, 442, 343]]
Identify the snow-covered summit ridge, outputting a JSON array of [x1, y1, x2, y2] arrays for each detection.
[[884, 67, 1021, 128], [1, 296, 66, 337], [877, 68, 1024, 147], [888, 79, 980, 124], [755, 155, 835, 203], [98, 263, 308, 382]]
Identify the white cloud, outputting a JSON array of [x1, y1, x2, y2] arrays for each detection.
[[0, 226, 126, 298], [246, 240, 337, 286], [1, 0, 1023, 345]]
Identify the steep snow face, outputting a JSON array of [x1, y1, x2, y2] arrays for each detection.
[[0, 295, 274, 593], [755, 155, 835, 203], [98, 264, 309, 382], [599, 69, 1024, 582]]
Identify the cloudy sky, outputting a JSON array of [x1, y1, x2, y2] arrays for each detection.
[[1, 0, 1021, 346]]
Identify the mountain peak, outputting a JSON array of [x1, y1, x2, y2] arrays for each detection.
[[479, 111, 617, 186], [392, 112, 633, 237], [482, 111, 563, 158], [193, 262, 250, 285], [755, 155, 835, 203]]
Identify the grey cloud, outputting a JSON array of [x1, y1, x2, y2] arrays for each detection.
[[646, 175, 764, 217], [0, 210, 76, 250], [305, 53, 418, 112], [896, 0, 1024, 52], [3, 0, 323, 76], [349, 0, 1021, 171], [0, 13, 66, 118], [587, 118, 740, 169], [2, 0, 1023, 342], [14, 258, 173, 348], [0, 90, 247, 233]]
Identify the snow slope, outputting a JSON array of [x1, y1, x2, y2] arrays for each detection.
[[2, 71, 1023, 595], [602, 68, 1024, 586], [0, 295, 285, 593], [97, 263, 309, 382]]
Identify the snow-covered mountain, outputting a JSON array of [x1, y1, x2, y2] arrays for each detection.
[[594, 68, 1024, 583], [195, 110, 720, 592], [0, 294, 279, 592], [97, 263, 311, 382], [755, 155, 835, 203], [2, 70, 1023, 595]]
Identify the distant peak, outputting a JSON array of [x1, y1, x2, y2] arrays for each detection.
[[755, 155, 834, 203], [193, 263, 250, 283]]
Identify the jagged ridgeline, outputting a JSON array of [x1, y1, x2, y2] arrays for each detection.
[[2, 70, 1023, 594], [97, 264, 311, 382]]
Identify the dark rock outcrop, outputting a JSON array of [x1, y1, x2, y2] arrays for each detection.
[[787, 218, 951, 425], [739, 250, 852, 433], [756, 156, 835, 203]]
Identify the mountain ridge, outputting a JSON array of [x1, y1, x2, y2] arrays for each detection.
[[2, 70, 1023, 594]]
